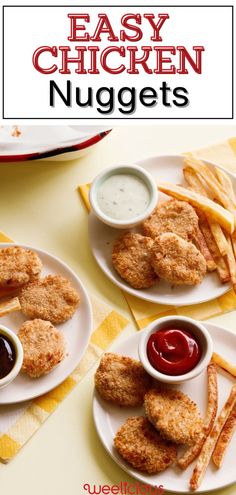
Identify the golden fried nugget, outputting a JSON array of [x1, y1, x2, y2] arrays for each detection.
[[144, 389, 204, 445], [18, 319, 66, 378], [143, 199, 199, 241], [114, 417, 177, 473], [19, 274, 80, 324], [151, 233, 206, 285], [0, 246, 42, 288], [95, 353, 152, 407], [112, 233, 157, 289]]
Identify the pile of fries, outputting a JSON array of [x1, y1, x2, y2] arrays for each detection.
[[176, 355, 236, 491], [158, 155, 236, 291], [157, 157, 236, 489]]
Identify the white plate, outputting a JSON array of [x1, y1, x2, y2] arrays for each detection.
[[89, 155, 234, 306], [0, 243, 93, 404], [0, 125, 111, 162], [93, 323, 236, 493]]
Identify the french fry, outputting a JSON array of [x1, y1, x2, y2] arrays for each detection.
[[215, 167, 236, 207], [184, 157, 236, 220], [184, 167, 212, 197], [158, 183, 235, 234], [194, 228, 216, 272], [199, 220, 230, 283], [212, 405, 236, 468], [217, 166, 236, 257], [190, 384, 236, 491], [212, 352, 236, 378], [208, 222, 229, 257], [185, 167, 236, 291], [214, 257, 231, 284], [178, 363, 218, 470], [203, 363, 219, 433], [0, 297, 21, 317], [220, 163, 236, 258], [231, 234, 236, 260], [184, 167, 229, 256], [225, 235, 236, 291]]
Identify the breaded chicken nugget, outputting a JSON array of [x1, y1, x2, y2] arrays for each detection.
[[19, 275, 80, 324], [144, 389, 204, 445], [114, 417, 177, 473], [18, 319, 65, 378], [0, 246, 42, 288], [95, 353, 152, 406], [151, 232, 206, 285], [143, 199, 199, 241], [112, 233, 157, 289]]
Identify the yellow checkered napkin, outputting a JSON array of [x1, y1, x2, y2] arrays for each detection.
[[0, 232, 129, 463], [79, 136, 236, 330]]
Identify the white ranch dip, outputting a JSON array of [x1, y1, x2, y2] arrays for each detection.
[[97, 174, 150, 220]]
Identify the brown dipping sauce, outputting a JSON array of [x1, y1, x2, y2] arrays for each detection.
[[0, 334, 16, 379]]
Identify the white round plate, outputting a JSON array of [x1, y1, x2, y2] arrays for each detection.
[[93, 323, 236, 493], [0, 243, 93, 404], [0, 125, 111, 162], [89, 155, 233, 306]]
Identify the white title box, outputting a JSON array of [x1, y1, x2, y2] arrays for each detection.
[[2, 5, 233, 120]]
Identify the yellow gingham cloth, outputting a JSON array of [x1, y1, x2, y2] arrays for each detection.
[[0, 232, 129, 463], [79, 137, 236, 330]]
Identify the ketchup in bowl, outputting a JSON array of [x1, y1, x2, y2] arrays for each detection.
[[147, 328, 201, 376]]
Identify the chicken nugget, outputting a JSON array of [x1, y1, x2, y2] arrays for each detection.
[[151, 232, 206, 285], [143, 199, 199, 241], [18, 319, 65, 378], [144, 389, 204, 445], [112, 233, 157, 289], [0, 246, 42, 288], [114, 417, 177, 473], [19, 274, 80, 324], [95, 353, 152, 407]]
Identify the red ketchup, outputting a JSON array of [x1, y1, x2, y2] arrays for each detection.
[[147, 328, 201, 376]]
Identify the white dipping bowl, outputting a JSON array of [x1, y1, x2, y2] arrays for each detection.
[[0, 325, 23, 389], [89, 164, 158, 229], [139, 316, 213, 384]]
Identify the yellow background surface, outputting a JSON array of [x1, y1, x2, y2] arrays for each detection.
[[1, 125, 236, 495]]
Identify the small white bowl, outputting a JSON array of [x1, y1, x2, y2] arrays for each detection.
[[89, 164, 158, 229], [139, 316, 213, 384], [0, 325, 23, 390]]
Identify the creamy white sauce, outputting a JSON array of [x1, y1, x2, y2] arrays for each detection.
[[97, 174, 150, 220]]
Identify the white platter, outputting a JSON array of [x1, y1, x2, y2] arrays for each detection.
[[89, 155, 233, 306], [0, 125, 111, 162], [93, 323, 236, 493], [0, 243, 93, 404]]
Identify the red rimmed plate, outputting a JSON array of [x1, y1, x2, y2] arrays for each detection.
[[0, 126, 111, 162], [93, 323, 236, 494]]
